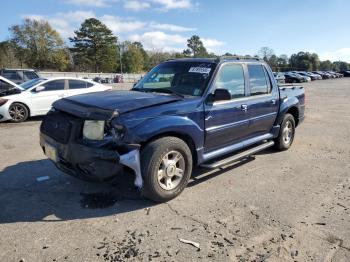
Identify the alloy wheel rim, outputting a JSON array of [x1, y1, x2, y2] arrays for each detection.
[[9, 105, 26, 121], [283, 121, 293, 144], [157, 150, 185, 191]]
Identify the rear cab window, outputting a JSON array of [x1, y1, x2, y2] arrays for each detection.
[[247, 64, 272, 96]]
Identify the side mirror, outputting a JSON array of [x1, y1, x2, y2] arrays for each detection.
[[35, 86, 45, 92], [213, 89, 231, 102]]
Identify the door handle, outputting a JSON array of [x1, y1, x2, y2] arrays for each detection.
[[271, 99, 276, 105], [241, 104, 248, 111]]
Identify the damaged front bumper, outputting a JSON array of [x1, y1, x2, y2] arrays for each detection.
[[40, 133, 143, 188]]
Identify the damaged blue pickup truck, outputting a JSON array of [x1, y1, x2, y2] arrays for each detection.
[[40, 57, 305, 202]]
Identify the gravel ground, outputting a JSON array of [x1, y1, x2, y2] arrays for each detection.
[[0, 79, 349, 262]]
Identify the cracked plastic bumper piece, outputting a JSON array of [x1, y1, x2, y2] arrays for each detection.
[[40, 133, 142, 187]]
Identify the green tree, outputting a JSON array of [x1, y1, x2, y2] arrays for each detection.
[[290, 52, 320, 71], [0, 41, 23, 68], [9, 19, 69, 70], [183, 35, 208, 57], [122, 42, 145, 73], [70, 18, 118, 72], [332, 61, 349, 71], [319, 60, 332, 71], [277, 54, 289, 71]]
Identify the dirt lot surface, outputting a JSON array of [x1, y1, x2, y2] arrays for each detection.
[[1, 79, 350, 262]]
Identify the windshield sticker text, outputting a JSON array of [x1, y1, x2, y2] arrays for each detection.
[[189, 67, 211, 74]]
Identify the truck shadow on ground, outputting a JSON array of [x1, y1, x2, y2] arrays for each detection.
[[0, 159, 153, 224], [0, 150, 273, 224]]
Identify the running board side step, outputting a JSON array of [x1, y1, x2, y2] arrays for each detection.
[[200, 141, 275, 169]]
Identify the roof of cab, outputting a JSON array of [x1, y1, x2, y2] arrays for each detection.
[[163, 56, 263, 64]]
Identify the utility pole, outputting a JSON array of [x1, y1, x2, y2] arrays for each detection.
[[117, 44, 123, 75]]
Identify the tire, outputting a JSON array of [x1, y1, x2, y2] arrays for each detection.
[[141, 137, 193, 202], [274, 113, 296, 151], [9, 103, 29, 123]]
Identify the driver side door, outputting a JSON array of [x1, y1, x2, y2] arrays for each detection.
[[30, 79, 67, 115], [204, 63, 250, 152]]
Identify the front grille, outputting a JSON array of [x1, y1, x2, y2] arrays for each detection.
[[41, 111, 76, 144]]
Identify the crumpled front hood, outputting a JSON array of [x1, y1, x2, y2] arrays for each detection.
[[53, 90, 182, 120]]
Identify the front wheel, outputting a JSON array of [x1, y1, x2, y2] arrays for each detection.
[[274, 113, 296, 151], [141, 137, 193, 202], [9, 103, 29, 123]]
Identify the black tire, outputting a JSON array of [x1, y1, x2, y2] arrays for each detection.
[[141, 137, 193, 202], [9, 103, 29, 123], [274, 113, 296, 151]]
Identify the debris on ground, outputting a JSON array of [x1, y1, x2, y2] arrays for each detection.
[[178, 238, 200, 251]]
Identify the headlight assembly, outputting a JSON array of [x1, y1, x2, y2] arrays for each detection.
[[83, 120, 105, 140]]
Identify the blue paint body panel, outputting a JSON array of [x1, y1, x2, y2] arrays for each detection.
[[54, 58, 305, 165]]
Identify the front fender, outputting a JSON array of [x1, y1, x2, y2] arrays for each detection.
[[127, 115, 204, 150]]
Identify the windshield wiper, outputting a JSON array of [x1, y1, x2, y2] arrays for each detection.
[[133, 88, 185, 98]]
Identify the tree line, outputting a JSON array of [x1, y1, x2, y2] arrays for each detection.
[[0, 18, 349, 73]]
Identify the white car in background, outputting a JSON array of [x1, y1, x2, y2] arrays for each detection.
[[0, 76, 111, 123]]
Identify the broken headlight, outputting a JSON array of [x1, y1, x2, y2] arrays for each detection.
[[83, 120, 105, 140]]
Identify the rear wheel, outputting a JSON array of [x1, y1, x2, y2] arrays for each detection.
[[274, 113, 295, 151], [9, 103, 29, 123], [141, 137, 192, 202]]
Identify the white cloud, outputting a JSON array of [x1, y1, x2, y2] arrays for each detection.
[[320, 48, 350, 63], [202, 38, 225, 48], [149, 22, 196, 32], [65, 0, 116, 7], [23, 11, 95, 38], [129, 31, 187, 51], [123, 1, 151, 11], [101, 15, 146, 33], [23, 11, 146, 38], [151, 0, 193, 10]]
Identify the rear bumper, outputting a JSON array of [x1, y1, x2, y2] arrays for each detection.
[[40, 132, 124, 182]]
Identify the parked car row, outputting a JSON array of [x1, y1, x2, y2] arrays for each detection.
[[273, 70, 345, 84], [0, 76, 111, 123]]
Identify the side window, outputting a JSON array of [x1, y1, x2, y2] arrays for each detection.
[[248, 65, 269, 96], [2, 70, 21, 81], [23, 71, 39, 80], [214, 64, 245, 99], [69, 80, 90, 89], [43, 80, 65, 91]]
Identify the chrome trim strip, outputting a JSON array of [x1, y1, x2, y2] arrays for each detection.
[[206, 112, 277, 132]]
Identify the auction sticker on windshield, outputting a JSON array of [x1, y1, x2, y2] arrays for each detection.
[[189, 67, 211, 74]]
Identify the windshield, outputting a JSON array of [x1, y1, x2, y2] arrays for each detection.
[[134, 61, 216, 97], [20, 78, 47, 90]]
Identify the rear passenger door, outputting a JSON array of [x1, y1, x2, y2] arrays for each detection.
[[245, 64, 279, 138], [204, 63, 250, 151]]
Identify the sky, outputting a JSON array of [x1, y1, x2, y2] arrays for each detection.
[[1, 0, 350, 62]]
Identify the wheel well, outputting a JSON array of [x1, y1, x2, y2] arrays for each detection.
[[286, 107, 299, 126], [10, 102, 31, 117], [141, 132, 198, 166]]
